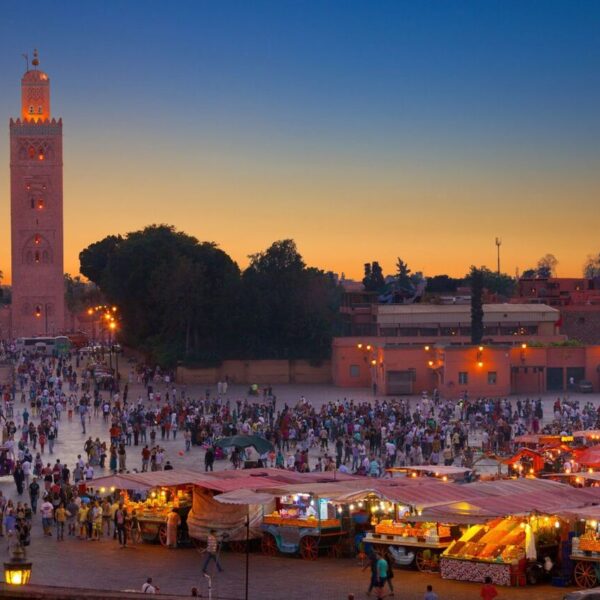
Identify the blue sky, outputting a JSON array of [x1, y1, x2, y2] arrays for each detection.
[[0, 1, 599, 280]]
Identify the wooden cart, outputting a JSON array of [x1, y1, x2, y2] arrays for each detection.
[[261, 516, 344, 560], [570, 553, 600, 588], [364, 532, 451, 572]]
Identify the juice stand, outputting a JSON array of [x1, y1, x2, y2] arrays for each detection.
[[261, 490, 344, 560], [358, 493, 462, 572]]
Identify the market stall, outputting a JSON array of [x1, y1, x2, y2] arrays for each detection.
[[440, 516, 551, 586], [561, 506, 600, 588], [259, 482, 354, 560], [89, 470, 202, 546]]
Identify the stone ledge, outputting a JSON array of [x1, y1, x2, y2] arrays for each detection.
[[0, 584, 191, 600]]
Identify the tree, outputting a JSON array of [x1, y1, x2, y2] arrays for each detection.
[[79, 229, 340, 365], [464, 266, 515, 297], [536, 254, 558, 278], [64, 274, 103, 313], [395, 257, 412, 290], [470, 267, 484, 345], [584, 254, 600, 278], [521, 254, 559, 279], [362, 261, 385, 292], [241, 240, 341, 361], [425, 275, 460, 294]]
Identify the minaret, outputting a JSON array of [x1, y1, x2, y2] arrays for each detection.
[[9, 50, 65, 336]]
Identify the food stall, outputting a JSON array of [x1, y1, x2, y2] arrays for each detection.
[[122, 485, 193, 545], [89, 469, 201, 547], [561, 506, 600, 588], [439, 510, 570, 587], [365, 510, 458, 572], [259, 483, 353, 560]]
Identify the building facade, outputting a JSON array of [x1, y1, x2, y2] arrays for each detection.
[[9, 51, 65, 337]]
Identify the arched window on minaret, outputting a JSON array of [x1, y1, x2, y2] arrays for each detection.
[[30, 198, 35, 209], [26, 251, 33, 264], [28, 146, 35, 159]]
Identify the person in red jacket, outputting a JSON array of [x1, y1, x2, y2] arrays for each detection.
[[480, 576, 498, 600]]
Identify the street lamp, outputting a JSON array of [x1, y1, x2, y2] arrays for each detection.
[[4, 542, 32, 586]]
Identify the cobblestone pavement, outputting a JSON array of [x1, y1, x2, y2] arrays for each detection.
[[1, 361, 596, 597], [15, 527, 576, 599]]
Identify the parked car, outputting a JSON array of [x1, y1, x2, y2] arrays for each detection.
[[564, 589, 600, 600], [578, 380, 594, 393]]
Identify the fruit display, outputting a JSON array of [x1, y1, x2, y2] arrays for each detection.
[[443, 518, 526, 564]]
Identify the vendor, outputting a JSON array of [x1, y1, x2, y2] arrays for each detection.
[[306, 503, 317, 519]]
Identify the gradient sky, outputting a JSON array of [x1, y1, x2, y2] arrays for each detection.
[[1, 1, 599, 283]]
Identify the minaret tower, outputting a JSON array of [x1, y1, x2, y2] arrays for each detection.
[[9, 50, 65, 336]]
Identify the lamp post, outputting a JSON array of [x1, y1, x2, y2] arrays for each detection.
[[4, 541, 32, 586]]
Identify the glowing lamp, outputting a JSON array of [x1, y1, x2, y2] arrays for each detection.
[[477, 361, 483, 367], [349, 504, 355, 511], [554, 520, 560, 529], [99, 487, 106, 494], [371, 359, 377, 366], [592, 520, 598, 529], [428, 360, 434, 367], [366, 345, 372, 351], [110, 486, 116, 492], [4, 544, 32, 586], [442, 475, 448, 482], [424, 345, 430, 351], [337, 507, 342, 514], [357, 343, 363, 349], [521, 343, 527, 349], [478, 346, 484, 352]]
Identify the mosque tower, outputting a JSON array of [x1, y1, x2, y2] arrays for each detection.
[[9, 50, 65, 336]]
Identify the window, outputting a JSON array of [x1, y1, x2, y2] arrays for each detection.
[[458, 372, 468, 385], [440, 327, 458, 337], [379, 327, 397, 336], [349, 365, 360, 378], [398, 327, 419, 337], [488, 372, 497, 385], [37, 198, 44, 209], [28, 106, 34, 114], [38, 106, 43, 114]]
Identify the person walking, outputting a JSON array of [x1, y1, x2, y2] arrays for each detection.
[[202, 529, 224, 574], [480, 577, 498, 600], [114, 503, 128, 548], [424, 584, 439, 600], [40, 497, 54, 536], [55, 502, 68, 541], [28, 478, 40, 514]]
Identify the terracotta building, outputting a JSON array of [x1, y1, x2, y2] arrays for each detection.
[[9, 51, 65, 336]]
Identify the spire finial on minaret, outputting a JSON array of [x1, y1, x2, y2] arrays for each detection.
[[32, 49, 39, 69]]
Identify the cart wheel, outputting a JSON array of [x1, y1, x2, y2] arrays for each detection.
[[229, 540, 246, 553], [574, 561, 598, 588], [158, 525, 167, 547], [261, 533, 278, 557], [300, 536, 319, 561], [327, 543, 342, 558], [415, 550, 439, 572]]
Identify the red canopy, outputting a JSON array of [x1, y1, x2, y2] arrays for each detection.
[[503, 448, 545, 472]]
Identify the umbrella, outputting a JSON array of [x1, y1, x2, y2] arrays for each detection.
[[215, 435, 274, 455]]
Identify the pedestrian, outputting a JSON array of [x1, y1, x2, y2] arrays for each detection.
[[55, 502, 68, 541], [480, 576, 498, 600], [363, 552, 378, 596], [202, 529, 224, 574], [114, 502, 127, 547], [166, 508, 180, 548], [28, 478, 40, 514], [13, 462, 25, 495], [141, 577, 158, 594], [40, 497, 54, 536], [424, 584, 439, 600], [375, 553, 388, 600]]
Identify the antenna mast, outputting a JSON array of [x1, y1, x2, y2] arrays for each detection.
[[495, 237, 502, 275]]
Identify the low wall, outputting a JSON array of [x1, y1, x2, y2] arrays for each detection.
[[176, 359, 331, 385], [0, 584, 185, 600]]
